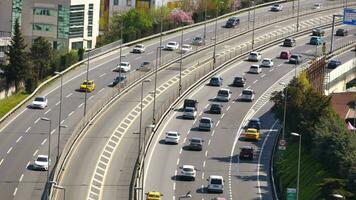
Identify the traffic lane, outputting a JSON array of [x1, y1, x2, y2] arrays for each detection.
[[332, 48, 356, 63]]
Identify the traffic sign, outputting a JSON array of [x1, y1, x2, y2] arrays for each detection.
[[287, 188, 297, 200], [279, 139, 286, 146], [278, 145, 286, 150], [343, 8, 356, 25]]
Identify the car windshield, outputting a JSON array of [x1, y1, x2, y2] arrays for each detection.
[[242, 148, 253, 152], [35, 97, 45, 102], [185, 107, 194, 112], [182, 45, 190, 48], [191, 139, 201, 143], [211, 179, 222, 184], [250, 53, 257, 56], [83, 81, 92, 85], [291, 55, 299, 59], [167, 133, 177, 137], [148, 194, 160, 198], [183, 167, 194, 172], [285, 38, 292, 42], [211, 104, 220, 108], [262, 59, 270, 63], [37, 157, 47, 162], [136, 44, 143, 48], [218, 90, 229, 96], [228, 18, 236, 22], [168, 42, 176, 45], [194, 37, 202, 41], [251, 66, 258, 69], [247, 129, 257, 133], [120, 63, 128, 66], [242, 90, 253, 95], [234, 77, 243, 81], [201, 118, 211, 123], [211, 77, 219, 81]]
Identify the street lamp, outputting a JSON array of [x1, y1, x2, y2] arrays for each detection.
[[41, 117, 51, 199], [203, 0, 208, 45], [152, 43, 163, 125], [296, 0, 300, 32], [83, 39, 91, 117], [291, 132, 301, 200], [251, 0, 256, 49], [141, 124, 155, 200], [279, 82, 288, 141], [50, 181, 66, 200], [179, 24, 184, 95], [178, 191, 192, 200], [139, 79, 151, 160], [213, 0, 223, 69], [54, 71, 63, 162]]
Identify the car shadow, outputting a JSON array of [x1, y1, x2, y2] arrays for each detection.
[[173, 108, 184, 112], [171, 175, 195, 182], [159, 139, 178, 145], [190, 127, 201, 132]]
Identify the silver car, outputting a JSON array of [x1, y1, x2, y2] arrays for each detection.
[[199, 117, 213, 131]]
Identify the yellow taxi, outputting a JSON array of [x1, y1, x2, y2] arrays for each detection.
[[80, 80, 96, 92], [244, 128, 260, 141], [145, 191, 162, 200]]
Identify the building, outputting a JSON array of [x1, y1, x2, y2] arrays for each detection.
[[330, 91, 356, 131], [0, 0, 100, 51]]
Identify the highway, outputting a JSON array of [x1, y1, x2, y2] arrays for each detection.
[[143, 28, 356, 200], [0, 0, 350, 199], [55, 5, 354, 200]]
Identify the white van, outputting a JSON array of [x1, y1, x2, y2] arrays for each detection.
[[207, 175, 224, 193], [240, 89, 255, 102], [217, 88, 232, 102]]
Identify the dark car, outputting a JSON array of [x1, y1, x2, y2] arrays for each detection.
[[210, 76, 223, 86], [310, 36, 322, 45], [312, 28, 325, 36], [111, 75, 126, 86], [247, 118, 261, 130], [183, 99, 198, 110], [189, 137, 203, 151], [336, 28, 348, 36], [232, 76, 246, 87], [225, 17, 240, 28], [192, 36, 203, 46], [239, 146, 254, 160], [283, 37, 296, 47], [210, 103, 223, 114], [327, 60, 342, 69], [289, 54, 302, 64]]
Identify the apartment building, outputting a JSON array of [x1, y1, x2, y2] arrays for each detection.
[[0, 0, 100, 51]]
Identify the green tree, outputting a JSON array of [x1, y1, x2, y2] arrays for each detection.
[[4, 18, 30, 92], [30, 37, 53, 80], [319, 178, 354, 199]]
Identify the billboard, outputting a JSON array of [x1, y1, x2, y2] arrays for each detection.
[[343, 8, 356, 25]]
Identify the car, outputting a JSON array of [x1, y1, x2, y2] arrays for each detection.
[[80, 80, 96, 92], [188, 137, 204, 151], [210, 76, 223, 86], [240, 89, 255, 101], [145, 191, 162, 200], [111, 75, 126, 86], [289, 54, 302, 64], [312, 28, 325, 36], [207, 175, 224, 193], [271, 4, 283, 11], [164, 41, 179, 50], [113, 62, 131, 72], [225, 17, 240, 28], [247, 118, 261, 130], [30, 96, 48, 109], [33, 155, 50, 171], [183, 107, 197, 119], [336, 28, 348, 36], [183, 99, 198, 110], [327, 60, 342, 69], [139, 61, 151, 71], [199, 117, 213, 131], [280, 50, 292, 59], [313, 3, 322, 9], [210, 103, 223, 114], [180, 165, 196, 181], [248, 51, 262, 62], [244, 128, 260, 141], [239, 146, 254, 160], [283, 37, 296, 47], [165, 131, 180, 144], [180, 44, 192, 53], [261, 58, 274, 67], [132, 44, 145, 53], [192, 36, 203, 46], [249, 65, 262, 74], [216, 88, 231, 102], [310, 36, 322, 45], [232, 76, 246, 87]]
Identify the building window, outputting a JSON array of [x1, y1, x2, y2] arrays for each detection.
[[87, 26, 92, 37], [87, 40, 92, 49], [33, 8, 56, 16], [114, 0, 119, 5], [69, 4, 84, 38], [71, 41, 83, 49], [127, 0, 132, 6], [33, 23, 54, 32], [58, 5, 69, 39]]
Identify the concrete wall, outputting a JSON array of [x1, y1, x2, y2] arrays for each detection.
[[325, 58, 356, 95]]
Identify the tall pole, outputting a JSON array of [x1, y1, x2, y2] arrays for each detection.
[[57, 73, 63, 162], [282, 88, 287, 141], [141, 126, 152, 200], [296, 0, 300, 32], [153, 47, 159, 125], [213, 1, 219, 70], [84, 50, 89, 116], [203, 0, 207, 45], [330, 15, 342, 53], [296, 134, 301, 200], [251, 1, 256, 49], [292, 0, 295, 16], [179, 25, 183, 95], [119, 17, 123, 86], [47, 120, 52, 199]]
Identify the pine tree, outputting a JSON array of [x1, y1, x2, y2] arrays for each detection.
[[30, 37, 53, 80]]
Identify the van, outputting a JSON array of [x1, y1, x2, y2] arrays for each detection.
[[217, 88, 231, 102], [207, 175, 224, 193]]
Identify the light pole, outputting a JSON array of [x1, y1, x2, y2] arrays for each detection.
[[41, 117, 51, 199], [54, 71, 63, 162], [50, 181, 66, 200], [178, 191, 192, 200], [330, 14, 343, 53], [179, 24, 184, 95], [213, 0, 222, 69], [82, 40, 91, 117], [152, 45, 162, 125], [139, 79, 151, 160], [279, 82, 288, 141], [141, 125, 155, 200], [291, 132, 301, 200], [251, 0, 256, 49], [296, 0, 300, 32], [203, 0, 208, 45]]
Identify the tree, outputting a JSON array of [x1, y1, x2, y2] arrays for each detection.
[[319, 178, 354, 199], [30, 37, 53, 80], [4, 18, 30, 92]]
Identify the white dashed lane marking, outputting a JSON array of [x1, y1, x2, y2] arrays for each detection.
[[68, 111, 75, 117], [41, 139, 47, 145], [33, 150, 38, 156], [13, 188, 17, 196], [0, 159, 3, 166], [44, 109, 51, 115], [19, 174, 24, 182], [25, 127, 31, 133], [66, 93, 73, 98], [16, 136, 22, 143], [55, 101, 60, 106], [99, 73, 106, 78], [7, 147, 13, 154], [34, 118, 40, 124]]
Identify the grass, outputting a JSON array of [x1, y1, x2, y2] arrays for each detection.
[[274, 141, 332, 200], [0, 92, 29, 118]]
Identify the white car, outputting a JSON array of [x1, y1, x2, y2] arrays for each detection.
[[33, 155, 50, 171], [165, 41, 179, 51], [199, 117, 213, 131], [180, 44, 192, 53], [249, 65, 262, 74], [216, 88, 232, 102], [165, 131, 180, 144], [248, 51, 262, 62], [207, 175, 224, 193], [180, 165, 196, 181], [240, 89, 255, 102], [271, 4, 283, 11], [30, 96, 48, 109], [132, 44, 145, 53], [113, 62, 131, 72], [183, 107, 197, 119], [313, 3, 322, 9], [261, 58, 273, 67]]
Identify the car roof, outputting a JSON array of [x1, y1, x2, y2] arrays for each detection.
[[250, 51, 259, 54], [243, 88, 254, 92], [38, 155, 48, 158], [121, 61, 129, 64], [182, 165, 195, 169], [167, 131, 178, 134], [209, 175, 223, 179], [218, 88, 230, 91], [251, 65, 259, 67], [250, 117, 260, 121], [242, 145, 253, 149], [191, 137, 202, 141], [262, 58, 272, 61], [201, 117, 212, 120]]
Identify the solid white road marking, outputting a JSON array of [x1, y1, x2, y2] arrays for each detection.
[[66, 93, 73, 98], [176, 158, 180, 166], [26, 161, 30, 167], [16, 136, 22, 143], [7, 147, 13, 154], [25, 127, 31, 133], [44, 109, 51, 115]]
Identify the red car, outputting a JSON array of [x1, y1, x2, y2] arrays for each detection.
[[280, 50, 292, 59]]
